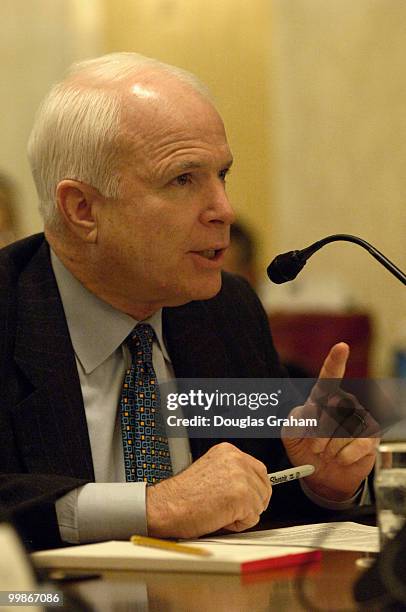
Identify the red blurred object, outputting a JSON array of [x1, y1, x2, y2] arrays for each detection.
[[268, 312, 372, 377]]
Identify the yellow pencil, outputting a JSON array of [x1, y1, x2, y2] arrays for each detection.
[[130, 535, 212, 557]]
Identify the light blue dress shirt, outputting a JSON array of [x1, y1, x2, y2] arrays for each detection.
[[51, 251, 191, 543]]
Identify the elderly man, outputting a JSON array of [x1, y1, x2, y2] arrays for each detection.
[[0, 53, 376, 550]]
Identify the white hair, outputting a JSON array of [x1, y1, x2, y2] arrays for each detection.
[[27, 52, 209, 228]]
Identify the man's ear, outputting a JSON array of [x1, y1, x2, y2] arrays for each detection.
[[55, 180, 102, 243]]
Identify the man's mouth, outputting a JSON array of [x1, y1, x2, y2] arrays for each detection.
[[192, 248, 224, 260], [200, 249, 217, 260]]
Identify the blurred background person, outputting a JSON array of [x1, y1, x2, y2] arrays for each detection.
[[222, 221, 257, 289], [0, 173, 17, 248], [224, 220, 311, 377]]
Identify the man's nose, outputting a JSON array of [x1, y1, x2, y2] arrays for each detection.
[[200, 183, 236, 227]]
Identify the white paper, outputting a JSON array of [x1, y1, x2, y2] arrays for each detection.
[[195, 521, 379, 553]]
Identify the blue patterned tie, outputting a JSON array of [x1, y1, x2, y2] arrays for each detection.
[[120, 324, 173, 483]]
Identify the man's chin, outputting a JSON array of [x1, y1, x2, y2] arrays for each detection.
[[190, 275, 223, 301], [167, 276, 223, 307]]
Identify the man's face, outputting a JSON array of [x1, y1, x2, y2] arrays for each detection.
[[95, 80, 235, 311]]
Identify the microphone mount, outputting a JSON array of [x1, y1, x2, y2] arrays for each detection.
[[267, 234, 406, 285]]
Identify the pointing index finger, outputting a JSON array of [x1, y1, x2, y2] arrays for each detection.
[[318, 342, 350, 380], [309, 342, 350, 405]]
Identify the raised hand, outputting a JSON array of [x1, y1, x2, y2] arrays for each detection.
[[282, 343, 378, 501]]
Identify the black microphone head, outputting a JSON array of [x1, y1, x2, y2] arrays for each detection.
[[267, 250, 307, 284]]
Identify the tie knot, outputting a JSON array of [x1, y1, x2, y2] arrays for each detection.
[[128, 323, 155, 363]]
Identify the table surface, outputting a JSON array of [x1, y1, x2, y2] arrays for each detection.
[[64, 549, 370, 611]]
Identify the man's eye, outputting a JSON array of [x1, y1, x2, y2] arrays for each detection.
[[174, 174, 192, 186], [219, 168, 230, 182]]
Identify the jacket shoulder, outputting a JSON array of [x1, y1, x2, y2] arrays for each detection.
[[0, 234, 46, 285], [0, 233, 46, 267], [0, 234, 47, 379]]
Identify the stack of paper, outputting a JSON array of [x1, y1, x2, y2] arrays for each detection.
[[32, 522, 378, 575], [32, 541, 320, 575]]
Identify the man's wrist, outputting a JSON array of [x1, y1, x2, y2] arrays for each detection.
[[146, 480, 179, 537], [301, 478, 366, 510]]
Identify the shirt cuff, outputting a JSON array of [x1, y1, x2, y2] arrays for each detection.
[[300, 478, 368, 510], [55, 483, 147, 544]]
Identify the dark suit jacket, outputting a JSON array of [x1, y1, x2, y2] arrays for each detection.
[[0, 234, 333, 550]]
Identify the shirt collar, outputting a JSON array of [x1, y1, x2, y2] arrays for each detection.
[[50, 250, 171, 374]]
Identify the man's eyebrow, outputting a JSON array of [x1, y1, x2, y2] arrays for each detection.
[[175, 161, 203, 171]]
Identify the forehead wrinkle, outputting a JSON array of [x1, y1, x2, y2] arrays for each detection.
[[122, 126, 231, 180], [150, 142, 232, 181], [175, 156, 233, 171]]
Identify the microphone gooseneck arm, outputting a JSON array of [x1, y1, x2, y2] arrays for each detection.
[[267, 233, 406, 285]]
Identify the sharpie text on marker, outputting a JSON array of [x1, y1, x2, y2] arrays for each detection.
[[268, 464, 315, 485]]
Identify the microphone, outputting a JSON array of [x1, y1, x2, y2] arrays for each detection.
[[267, 234, 406, 285]]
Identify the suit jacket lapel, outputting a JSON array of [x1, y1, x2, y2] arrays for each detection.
[[13, 241, 94, 480]]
